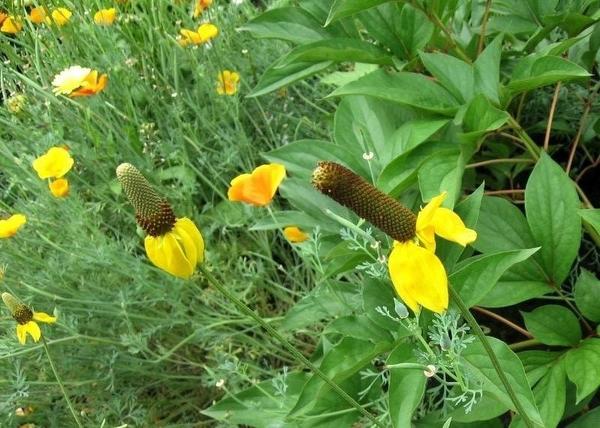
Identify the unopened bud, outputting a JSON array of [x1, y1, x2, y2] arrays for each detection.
[[2, 293, 33, 325], [423, 364, 437, 378]]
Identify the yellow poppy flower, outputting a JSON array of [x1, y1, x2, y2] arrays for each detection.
[[116, 163, 205, 279], [70, 70, 108, 97], [283, 226, 309, 243], [0, 214, 26, 238], [227, 163, 286, 206], [29, 7, 47, 24], [32, 147, 74, 179], [193, 0, 213, 17], [2, 293, 56, 345], [217, 70, 240, 96], [1, 16, 22, 34], [94, 8, 117, 26], [178, 23, 218, 46], [45, 8, 72, 26], [52, 66, 107, 97], [49, 178, 69, 198]]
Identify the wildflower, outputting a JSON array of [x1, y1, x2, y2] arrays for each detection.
[[116, 163, 204, 279], [0, 214, 26, 238], [178, 23, 218, 47], [32, 147, 73, 179], [52, 66, 107, 97], [312, 161, 476, 314], [0, 12, 6, 26], [217, 70, 240, 96], [194, 0, 213, 17], [94, 8, 117, 26], [49, 178, 69, 198], [2, 293, 56, 345], [5, 94, 26, 114], [227, 164, 286, 206], [1, 16, 22, 34], [45, 8, 72, 26], [283, 226, 309, 243], [29, 7, 47, 24]]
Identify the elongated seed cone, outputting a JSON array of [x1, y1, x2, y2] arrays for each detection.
[[2, 292, 33, 324], [312, 161, 416, 242], [116, 163, 176, 236]]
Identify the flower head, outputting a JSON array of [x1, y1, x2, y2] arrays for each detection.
[[94, 8, 117, 26], [194, 0, 213, 17], [52, 66, 107, 97], [5, 94, 26, 114], [217, 70, 240, 96], [2, 293, 56, 345], [49, 178, 69, 198], [29, 7, 47, 24], [32, 147, 74, 179], [1, 16, 22, 34], [178, 23, 218, 47], [228, 163, 286, 206], [0, 214, 26, 238], [283, 226, 309, 243], [45, 8, 72, 26], [116, 163, 204, 279]]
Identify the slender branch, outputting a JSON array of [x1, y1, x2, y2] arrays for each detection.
[[466, 158, 534, 169], [509, 339, 541, 351], [507, 116, 541, 160], [197, 265, 385, 427], [450, 286, 535, 428], [484, 189, 525, 196], [566, 99, 592, 174], [543, 83, 561, 151], [477, 0, 493, 55], [473, 306, 533, 338]]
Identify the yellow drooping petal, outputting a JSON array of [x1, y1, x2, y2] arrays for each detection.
[[416, 191, 447, 233], [16, 323, 27, 345], [46, 8, 72, 26], [431, 207, 477, 246], [388, 241, 448, 314], [33, 311, 57, 323], [17, 321, 41, 344], [29, 7, 47, 24], [1, 16, 23, 34], [227, 164, 286, 206], [283, 226, 309, 243], [174, 217, 205, 264], [0, 214, 27, 238], [49, 178, 70, 197], [94, 8, 117, 26], [32, 147, 74, 179]]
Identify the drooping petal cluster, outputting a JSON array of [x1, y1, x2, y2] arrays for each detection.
[[2, 293, 57, 345], [283, 226, 309, 243], [228, 163, 286, 206], [1, 15, 22, 34], [52, 66, 108, 97], [178, 23, 218, 47], [0, 214, 27, 238], [94, 8, 117, 26], [217, 70, 240, 95]]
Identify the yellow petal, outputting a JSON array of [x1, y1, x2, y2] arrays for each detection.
[[29, 7, 46, 24], [49, 178, 70, 197], [0, 214, 27, 238], [16, 324, 27, 345], [416, 191, 447, 233], [173, 223, 198, 270], [94, 8, 117, 25], [388, 241, 448, 314], [32, 147, 74, 179], [175, 218, 204, 264], [416, 225, 436, 252], [144, 233, 194, 279], [24, 321, 41, 342], [197, 23, 218, 42], [283, 226, 309, 243], [33, 311, 57, 324], [49, 8, 72, 26], [227, 164, 286, 206], [1, 16, 22, 33], [145, 235, 170, 273], [431, 207, 477, 246]]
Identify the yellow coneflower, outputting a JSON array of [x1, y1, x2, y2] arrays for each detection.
[[2, 293, 56, 345]]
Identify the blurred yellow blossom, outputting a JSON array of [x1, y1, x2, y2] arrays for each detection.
[[52, 66, 107, 97], [46, 8, 72, 26], [217, 70, 240, 95], [32, 147, 74, 179], [5, 94, 26, 114], [1, 16, 22, 34], [283, 226, 309, 243], [2, 293, 57, 345], [94, 8, 117, 26], [178, 23, 218, 46], [228, 164, 286, 206], [49, 178, 69, 198], [29, 7, 46, 24], [0, 214, 26, 239], [194, 0, 213, 17]]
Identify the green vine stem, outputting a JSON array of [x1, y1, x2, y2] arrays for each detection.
[[449, 286, 535, 428], [197, 265, 385, 428]]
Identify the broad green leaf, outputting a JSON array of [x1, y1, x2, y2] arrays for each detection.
[[565, 338, 600, 403], [477, 278, 551, 308], [325, 314, 394, 343], [462, 95, 510, 135], [321, 63, 379, 87], [276, 38, 394, 67], [525, 152, 581, 285], [451, 248, 539, 307], [387, 344, 426, 428], [450, 393, 508, 422], [395, 4, 434, 58], [474, 35, 503, 104], [420, 52, 474, 102], [518, 350, 563, 386], [568, 405, 600, 427], [574, 269, 600, 322], [388, 118, 449, 155], [358, 4, 405, 59], [249, 60, 333, 97], [329, 69, 460, 115], [418, 149, 463, 207], [326, 0, 392, 24], [462, 337, 543, 426], [578, 208, 600, 235], [521, 305, 582, 347], [507, 56, 590, 95], [240, 7, 330, 44], [362, 277, 407, 333]]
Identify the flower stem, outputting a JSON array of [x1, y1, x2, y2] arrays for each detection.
[[197, 265, 385, 427], [449, 286, 535, 428], [42, 337, 83, 428]]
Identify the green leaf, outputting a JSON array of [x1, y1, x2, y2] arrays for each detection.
[[418, 149, 463, 207], [395, 4, 434, 59], [326, 315, 394, 343], [362, 277, 410, 334], [462, 337, 543, 426], [358, 4, 405, 59], [326, 0, 392, 24], [450, 393, 508, 423], [507, 56, 590, 95], [328, 69, 460, 115], [388, 118, 450, 154], [521, 305, 582, 347], [249, 60, 333, 97], [565, 338, 600, 403], [387, 344, 426, 428], [574, 269, 600, 322], [568, 405, 600, 427], [477, 279, 551, 308], [276, 38, 394, 67], [525, 152, 582, 285], [241, 7, 330, 44], [321, 63, 379, 87], [474, 35, 503, 104], [451, 248, 539, 307], [462, 95, 510, 135], [578, 208, 600, 235], [420, 52, 474, 102]]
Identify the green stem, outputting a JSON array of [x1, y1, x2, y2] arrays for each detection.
[[509, 339, 541, 351], [507, 116, 540, 160], [197, 265, 385, 428], [42, 337, 83, 428], [450, 286, 535, 428]]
